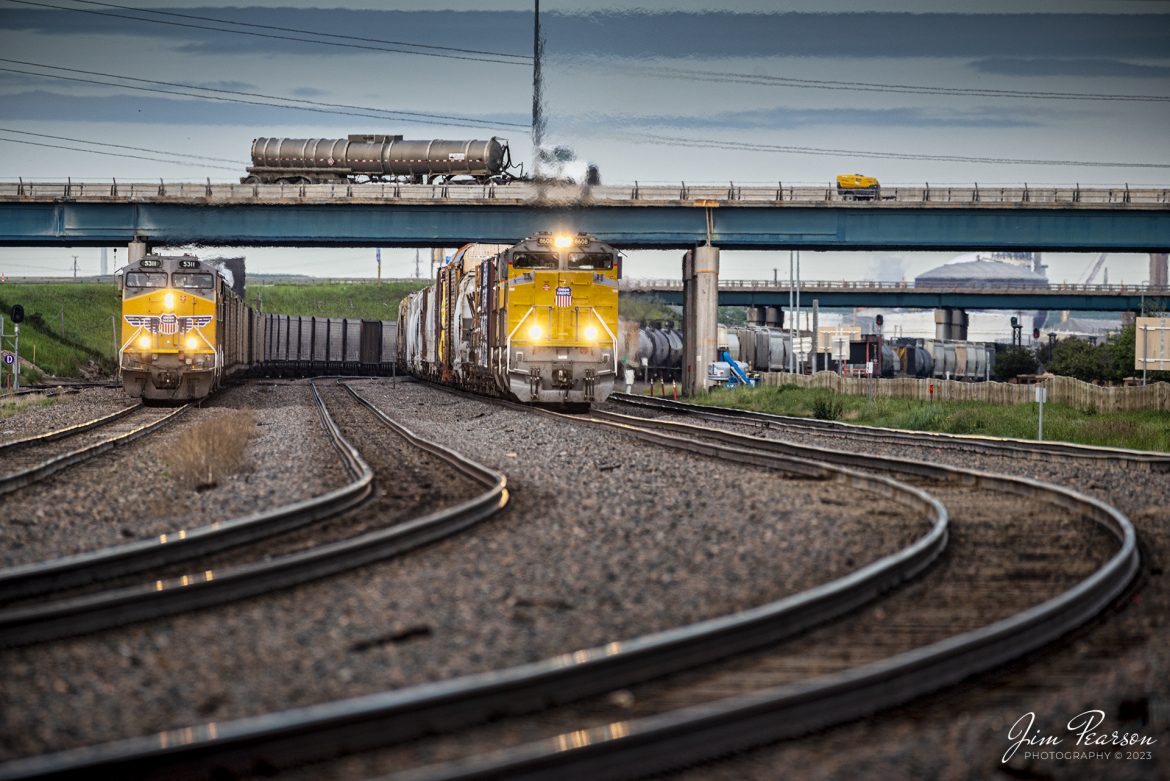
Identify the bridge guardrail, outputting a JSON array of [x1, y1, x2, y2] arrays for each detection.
[[1, 180, 1167, 207]]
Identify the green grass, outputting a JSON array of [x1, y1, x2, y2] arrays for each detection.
[[247, 281, 427, 320], [0, 394, 57, 420], [0, 283, 122, 379], [690, 384, 1170, 452]]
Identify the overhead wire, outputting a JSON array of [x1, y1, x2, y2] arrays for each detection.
[[0, 135, 242, 170], [617, 131, 1170, 168], [3, 0, 528, 66], [66, 0, 531, 61], [0, 66, 526, 132], [0, 127, 243, 164], [0, 58, 528, 129], [627, 64, 1170, 103]]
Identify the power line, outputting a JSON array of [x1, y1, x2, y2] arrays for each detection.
[[69, 0, 531, 61], [4, 0, 528, 66], [629, 64, 1170, 103], [0, 65, 526, 132], [618, 131, 1170, 168], [0, 135, 242, 169], [0, 127, 242, 164], [1, 58, 528, 129]]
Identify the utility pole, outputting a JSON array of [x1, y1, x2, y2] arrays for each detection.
[[414, 248, 421, 279], [376, 248, 382, 282], [72, 255, 79, 278], [788, 250, 795, 374], [531, 0, 545, 178]]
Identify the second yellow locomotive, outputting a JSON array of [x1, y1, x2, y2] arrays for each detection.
[[398, 232, 620, 404]]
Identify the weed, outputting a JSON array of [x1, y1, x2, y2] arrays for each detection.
[[811, 393, 844, 420], [164, 408, 256, 490]]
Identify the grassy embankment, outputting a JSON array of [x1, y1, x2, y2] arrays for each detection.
[[0, 280, 428, 382], [246, 280, 426, 320], [691, 384, 1170, 452], [0, 283, 122, 383]]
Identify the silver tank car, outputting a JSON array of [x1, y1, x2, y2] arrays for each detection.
[[243, 135, 512, 184]]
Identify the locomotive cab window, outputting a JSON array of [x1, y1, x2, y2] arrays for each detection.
[[511, 252, 558, 270], [567, 252, 614, 270], [124, 271, 167, 289], [173, 272, 214, 290]]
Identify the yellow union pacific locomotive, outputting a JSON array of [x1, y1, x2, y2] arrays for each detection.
[[398, 232, 620, 404], [120, 254, 258, 401]]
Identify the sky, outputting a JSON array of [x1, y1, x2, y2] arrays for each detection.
[[0, 0, 1167, 283]]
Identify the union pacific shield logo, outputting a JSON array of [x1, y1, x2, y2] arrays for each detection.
[[555, 286, 572, 307], [125, 315, 213, 334]]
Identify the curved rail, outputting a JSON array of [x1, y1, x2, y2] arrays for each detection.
[[610, 392, 1170, 470], [0, 381, 507, 647], [0, 389, 949, 780], [0, 404, 188, 496], [383, 409, 1141, 781]]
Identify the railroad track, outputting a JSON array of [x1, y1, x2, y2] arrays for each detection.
[[607, 392, 1170, 471], [368, 406, 1138, 780], [0, 380, 504, 647], [0, 403, 189, 496], [0, 384, 1138, 780], [0, 382, 950, 780]]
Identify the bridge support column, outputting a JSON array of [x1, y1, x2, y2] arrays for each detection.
[[127, 239, 151, 264], [934, 307, 968, 340], [682, 244, 719, 396]]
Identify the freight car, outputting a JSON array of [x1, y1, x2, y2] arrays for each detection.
[[398, 233, 621, 404], [242, 135, 515, 185], [120, 254, 263, 401]]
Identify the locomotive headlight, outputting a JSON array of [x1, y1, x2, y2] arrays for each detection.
[[527, 322, 543, 341], [553, 234, 573, 249], [185, 336, 198, 349], [137, 335, 151, 349], [163, 292, 175, 310], [583, 325, 598, 342]]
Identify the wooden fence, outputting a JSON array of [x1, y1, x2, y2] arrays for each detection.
[[760, 372, 1170, 413]]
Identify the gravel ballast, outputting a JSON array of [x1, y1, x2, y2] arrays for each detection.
[[0, 378, 928, 760], [0, 387, 131, 444], [0, 381, 347, 569]]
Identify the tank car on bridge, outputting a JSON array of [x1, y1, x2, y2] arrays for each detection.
[[398, 233, 621, 404], [242, 135, 515, 185]]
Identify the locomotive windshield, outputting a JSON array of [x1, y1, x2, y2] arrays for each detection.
[[512, 252, 558, 269], [125, 271, 167, 289], [173, 272, 215, 290], [567, 252, 614, 270]]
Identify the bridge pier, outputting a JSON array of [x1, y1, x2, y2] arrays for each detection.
[[127, 239, 151, 264], [682, 244, 720, 395], [934, 307, 968, 340]]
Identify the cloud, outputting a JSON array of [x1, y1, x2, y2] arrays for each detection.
[[590, 106, 1044, 131], [971, 58, 1170, 79], [0, 90, 528, 131], [290, 86, 328, 97], [0, 9, 1165, 60]]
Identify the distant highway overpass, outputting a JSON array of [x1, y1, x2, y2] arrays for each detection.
[[624, 279, 1170, 312]]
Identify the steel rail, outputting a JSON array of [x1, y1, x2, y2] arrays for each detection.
[[0, 402, 140, 451], [0, 403, 189, 496], [0, 387, 948, 781], [610, 392, 1170, 470], [0, 384, 367, 604], [383, 409, 1140, 781], [0, 381, 508, 647]]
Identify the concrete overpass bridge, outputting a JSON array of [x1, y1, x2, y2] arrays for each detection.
[[2, 179, 1167, 393]]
